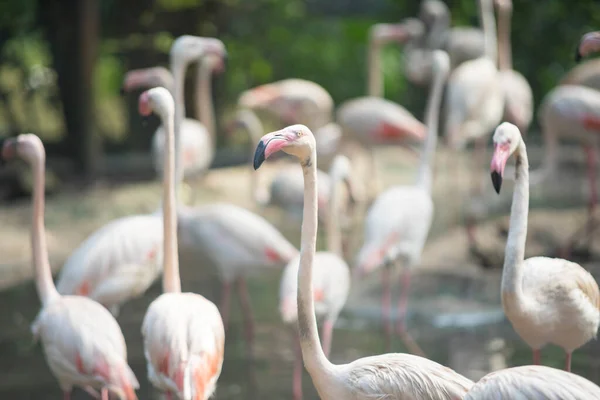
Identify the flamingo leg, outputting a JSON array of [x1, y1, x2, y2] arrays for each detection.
[[293, 333, 303, 400], [369, 147, 380, 196], [566, 351, 572, 372], [63, 391, 71, 400], [396, 268, 411, 334], [166, 391, 172, 400], [321, 318, 334, 358], [533, 349, 541, 365], [220, 280, 232, 333], [585, 145, 597, 247], [237, 277, 255, 356], [381, 266, 392, 351], [101, 388, 109, 400]]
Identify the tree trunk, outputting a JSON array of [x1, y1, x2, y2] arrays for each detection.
[[38, 0, 100, 178]]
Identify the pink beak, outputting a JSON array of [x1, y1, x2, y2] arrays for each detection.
[[253, 130, 289, 169], [490, 143, 511, 193], [138, 91, 152, 117]]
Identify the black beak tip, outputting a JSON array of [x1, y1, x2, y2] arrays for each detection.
[[119, 86, 126, 96], [253, 141, 266, 170], [491, 171, 502, 194], [575, 47, 583, 63]]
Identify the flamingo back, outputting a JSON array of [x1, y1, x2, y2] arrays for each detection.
[[56, 214, 163, 315], [32, 296, 139, 399], [141, 292, 224, 400]]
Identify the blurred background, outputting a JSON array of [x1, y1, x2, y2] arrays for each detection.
[[1, 0, 600, 398]]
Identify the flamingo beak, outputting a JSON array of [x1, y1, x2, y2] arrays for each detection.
[[138, 91, 152, 117], [253, 131, 288, 170], [0, 138, 16, 165], [490, 143, 510, 194]]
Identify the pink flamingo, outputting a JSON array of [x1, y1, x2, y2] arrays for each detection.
[[354, 50, 449, 353], [0, 134, 139, 400], [490, 122, 600, 372], [139, 87, 225, 400], [253, 123, 474, 399], [465, 365, 600, 398], [279, 155, 352, 400]]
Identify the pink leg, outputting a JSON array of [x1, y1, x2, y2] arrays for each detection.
[[533, 349, 541, 365], [396, 269, 411, 333], [293, 334, 303, 400], [166, 392, 172, 400], [237, 277, 255, 356], [101, 388, 109, 400], [63, 391, 71, 400], [381, 267, 392, 351], [586, 146, 597, 245], [220, 281, 232, 333], [566, 351, 572, 372], [320, 319, 334, 358]]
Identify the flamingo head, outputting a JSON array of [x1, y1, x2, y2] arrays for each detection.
[[419, 0, 449, 28], [121, 67, 174, 95], [138, 87, 175, 122], [0, 134, 45, 166], [576, 31, 600, 62], [170, 35, 227, 70], [253, 124, 316, 170], [490, 122, 522, 194], [369, 23, 414, 46]]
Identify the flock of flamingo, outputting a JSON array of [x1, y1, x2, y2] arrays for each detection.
[[3, 0, 600, 399]]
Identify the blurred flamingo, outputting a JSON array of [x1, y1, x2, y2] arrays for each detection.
[[354, 51, 449, 354], [464, 365, 600, 399], [253, 123, 474, 400], [0, 134, 139, 400], [279, 155, 352, 400], [490, 122, 600, 372], [494, 0, 534, 134], [138, 87, 225, 400], [444, 0, 504, 258]]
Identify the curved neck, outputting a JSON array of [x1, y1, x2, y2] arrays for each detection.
[[415, 62, 446, 193], [195, 60, 216, 145], [171, 61, 187, 202], [161, 110, 181, 293], [426, 15, 450, 49], [325, 175, 344, 257], [502, 139, 528, 297], [367, 38, 383, 97], [30, 150, 59, 306], [480, 0, 498, 64], [297, 151, 333, 375], [496, 3, 513, 70]]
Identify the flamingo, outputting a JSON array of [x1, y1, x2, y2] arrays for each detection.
[[138, 87, 225, 400], [494, 0, 534, 134], [354, 50, 449, 353], [54, 38, 227, 317], [560, 29, 600, 90], [279, 155, 352, 400], [252, 124, 474, 400], [490, 122, 600, 372], [0, 134, 139, 400], [464, 365, 600, 399], [444, 0, 504, 257]]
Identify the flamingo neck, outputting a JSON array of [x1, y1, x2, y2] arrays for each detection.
[[480, 0, 498, 64], [502, 139, 528, 298], [367, 36, 383, 97], [162, 107, 181, 293], [415, 58, 447, 193], [297, 149, 332, 376], [426, 10, 450, 49], [325, 174, 343, 257], [195, 59, 216, 145], [496, 3, 513, 70], [30, 148, 59, 306], [241, 112, 268, 206], [171, 60, 187, 203]]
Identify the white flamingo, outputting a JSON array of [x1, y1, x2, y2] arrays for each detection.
[[279, 155, 352, 400], [490, 122, 600, 371], [465, 365, 600, 399], [354, 50, 449, 353], [139, 86, 225, 400], [0, 135, 139, 400], [55, 38, 226, 316], [252, 124, 473, 400]]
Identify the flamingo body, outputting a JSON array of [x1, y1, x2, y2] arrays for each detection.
[[142, 292, 224, 400], [56, 214, 163, 316], [560, 58, 600, 91], [498, 70, 533, 133]]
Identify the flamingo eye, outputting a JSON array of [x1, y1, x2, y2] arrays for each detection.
[[295, 130, 303, 137]]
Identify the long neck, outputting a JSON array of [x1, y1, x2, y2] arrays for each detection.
[[325, 175, 343, 257], [426, 14, 450, 49], [496, 4, 513, 70], [367, 38, 383, 97], [415, 62, 445, 193], [171, 61, 187, 203], [297, 151, 333, 375], [242, 112, 267, 205], [195, 60, 216, 145], [162, 111, 181, 293], [31, 152, 59, 306], [502, 140, 528, 296], [480, 0, 498, 64]]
